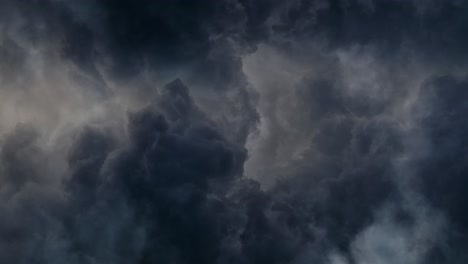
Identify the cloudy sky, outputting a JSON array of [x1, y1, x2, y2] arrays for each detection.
[[1, 0, 468, 263]]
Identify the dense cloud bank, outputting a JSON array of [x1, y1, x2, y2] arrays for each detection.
[[1, 0, 468, 263]]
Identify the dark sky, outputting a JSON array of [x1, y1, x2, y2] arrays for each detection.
[[1, 0, 468, 263]]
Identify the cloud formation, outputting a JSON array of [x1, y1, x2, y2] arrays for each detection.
[[1, 0, 468, 263]]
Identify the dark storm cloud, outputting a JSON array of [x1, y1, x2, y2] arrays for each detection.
[[411, 75, 468, 264], [0, 125, 64, 264], [85, 0, 276, 70], [56, 79, 306, 264], [8, 77, 399, 264], [5, 0, 468, 73], [264, 77, 404, 260], [1, 0, 468, 264], [272, 0, 468, 64]]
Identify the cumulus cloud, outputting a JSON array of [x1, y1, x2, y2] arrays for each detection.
[[1, 0, 468, 263]]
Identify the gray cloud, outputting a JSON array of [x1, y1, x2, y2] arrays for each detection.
[[1, 0, 468, 263]]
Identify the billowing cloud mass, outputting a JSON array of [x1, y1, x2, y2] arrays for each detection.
[[1, 0, 468, 263]]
